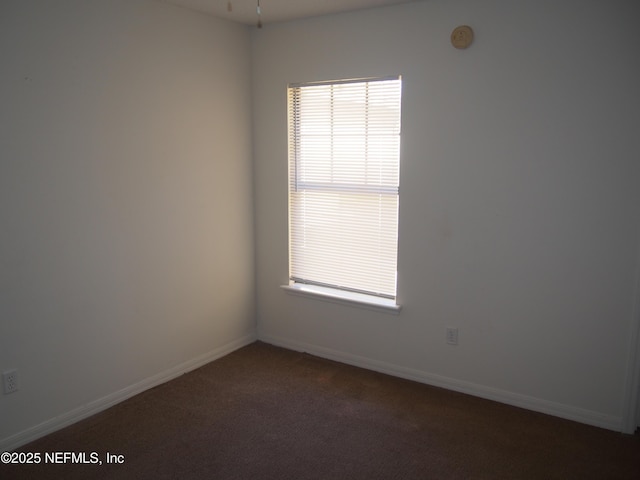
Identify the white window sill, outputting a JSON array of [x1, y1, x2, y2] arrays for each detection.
[[281, 283, 401, 315]]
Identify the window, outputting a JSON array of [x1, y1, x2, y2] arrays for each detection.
[[286, 76, 402, 309]]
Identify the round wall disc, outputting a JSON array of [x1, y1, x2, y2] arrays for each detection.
[[451, 25, 474, 49]]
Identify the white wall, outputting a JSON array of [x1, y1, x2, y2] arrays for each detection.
[[0, 0, 254, 447], [252, 0, 640, 430]]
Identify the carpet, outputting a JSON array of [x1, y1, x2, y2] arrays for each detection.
[[2, 341, 639, 479]]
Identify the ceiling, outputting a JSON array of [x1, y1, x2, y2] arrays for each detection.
[[162, 0, 421, 26]]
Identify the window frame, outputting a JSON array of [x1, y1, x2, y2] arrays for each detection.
[[284, 76, 402, 313]]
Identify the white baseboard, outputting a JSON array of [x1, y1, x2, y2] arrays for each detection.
[[0, 333, 256, 453], [259, 333, 622, 432]]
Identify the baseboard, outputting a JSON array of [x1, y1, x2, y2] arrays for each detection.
[[259, 333, 622, 432], [0, 333, 256, 453]]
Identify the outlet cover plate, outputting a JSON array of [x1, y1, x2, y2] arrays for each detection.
[[446, 327, 459, 345], [3, 370, 19, 394]]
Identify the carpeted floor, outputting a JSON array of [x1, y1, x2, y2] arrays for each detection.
[[2, 341, 639, 479]]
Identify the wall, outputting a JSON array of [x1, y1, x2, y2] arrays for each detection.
[[0, 0, 254, 448], [252, 0, 640, 431]]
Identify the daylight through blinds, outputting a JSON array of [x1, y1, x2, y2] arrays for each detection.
[[288, 77, 401, 299]]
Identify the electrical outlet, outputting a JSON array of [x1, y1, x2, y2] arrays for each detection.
[[446, 327, 459, 345], [3, 369, 19, 394]]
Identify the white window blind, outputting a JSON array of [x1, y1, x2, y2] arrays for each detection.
[[288, 77, 401, 300]]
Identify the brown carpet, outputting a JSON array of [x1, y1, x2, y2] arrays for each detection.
[[2, 341, 639, 479]]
